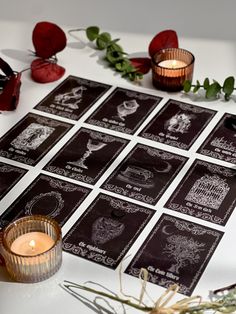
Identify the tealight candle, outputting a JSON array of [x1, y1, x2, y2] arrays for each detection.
[[152, 48, 195, 91], [0, 215, 62, 282], [10, 232, 55, 256]]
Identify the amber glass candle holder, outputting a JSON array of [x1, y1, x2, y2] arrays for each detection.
[[0, 215, 62, 283], [151, 48, 195, 92]]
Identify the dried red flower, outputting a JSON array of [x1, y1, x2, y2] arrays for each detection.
[[0, 58, 21, 111], [32, 21, 67, 59], [129, 58, 151, 74], [31, 59, 65, 83], [148, 30, 179, 57]]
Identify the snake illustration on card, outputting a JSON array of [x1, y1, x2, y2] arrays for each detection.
[[63, 193, 154, 269], [34, 75, 111, 120], [125, 214, 223, 296], [0, 174, 91, 229]]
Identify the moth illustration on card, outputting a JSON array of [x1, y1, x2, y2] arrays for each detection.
[[0, 113, 72, 165], [102, 143, 188, 205], [34, 75, 111, 120], [63, 193, 154, 269], [165, 159, 236, 225], [139, 99, 216, 150], [198, 113, 236, 164], [125, 214, 223, 295], [44, 127, 129, 184], [86, 87, 162, 134], [0, 174, 91, 229]]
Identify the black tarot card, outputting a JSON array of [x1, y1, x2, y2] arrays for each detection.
[[44, 127, 129, 185], [0, 161, 27, 200], [198, 113, 236, 164], [125, 214, 223, 295], [165, 159, 236, 225], [86, 87, 162, 134], [102, 143, 188, 205], [0, 113, 73, 166], [34, 76, 111, 120], [139, 99, 216, 150], [0, 174, 91, 229], [63, 193, 154, 269]]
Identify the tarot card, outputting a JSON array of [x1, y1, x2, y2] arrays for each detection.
[[86, 87, 162, 134], [102, 144, 188, 205], [139, 99, 216, 150], [0, 161, 27, 201], [0, 174, 91, 229], [0, 113, 73, 166], [125, 214, 223, 296], [44, 127, 129, 185], [198, 113, 236, 164], [63, 193, 154, 269], [34, 76, 111, 120], [165, 159, 236, 225]]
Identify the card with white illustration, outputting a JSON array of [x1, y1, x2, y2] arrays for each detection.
[[86, 87, 162, 134], [165, 159, 236, 225], [0, 113, 73, 166], [0, 161, 27, 201], [0, 174, 91, 229], [63, 193, 154, 269], [125, 214, 223, 296], [102, 144, 188, 205], [44, 127, 129, 185], [139, 99, 216, 150], [34, 75, 111, 120], [198, 113, 236, 164]]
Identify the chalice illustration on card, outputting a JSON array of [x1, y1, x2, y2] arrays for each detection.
[[68, 138, 107, 169], [114, 99, 139, 121]]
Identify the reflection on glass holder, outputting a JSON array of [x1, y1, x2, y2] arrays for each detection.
[[151, 48, 195, 92], [0, 215, 62, 283]]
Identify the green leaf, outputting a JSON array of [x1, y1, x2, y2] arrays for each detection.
[[106, 49, 123, 64], [203, 78, 210, 90], [193, 80, 201, 93], [183, 80, 192, 92], [223, 76, 235, 96], [206, 82, 221, 99], [96, 32, 112, 50], [86, 26, 99, 41]]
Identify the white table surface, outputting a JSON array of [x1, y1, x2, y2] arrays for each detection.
[[0, 18, 236, 314]]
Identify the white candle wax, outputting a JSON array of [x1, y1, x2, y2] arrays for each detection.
[[158, 59, 187, 69], [10, 232, 55, 256]]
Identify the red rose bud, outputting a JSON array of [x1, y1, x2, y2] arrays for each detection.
[[129, 57, 151, 74], [148, 29, 179, 57], [32, 21, 67, 59], [31, 59, 65, 83]]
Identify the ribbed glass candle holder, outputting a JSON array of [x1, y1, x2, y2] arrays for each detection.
[[151, 48, 195, 91], [0, 215, 62, 283]]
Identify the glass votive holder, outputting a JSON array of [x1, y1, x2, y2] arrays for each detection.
[[151, 48, 195, 92], [0, 215, 62, 283]]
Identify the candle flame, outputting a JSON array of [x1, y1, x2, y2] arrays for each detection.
[[172, 60, 177, 68], [29, 239, 36, 251]]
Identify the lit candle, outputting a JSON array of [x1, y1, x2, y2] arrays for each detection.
[[158, 59, 187, 69], [10, 232, 55, 256], [151, 48, 195, 91]]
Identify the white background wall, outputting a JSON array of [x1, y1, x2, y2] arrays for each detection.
[[0, 0, 235, 40]]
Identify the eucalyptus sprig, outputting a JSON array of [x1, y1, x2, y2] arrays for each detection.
[[183, 76, 236, 101], [69, 26, 143, 81]]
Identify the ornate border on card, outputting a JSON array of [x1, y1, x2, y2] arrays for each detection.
[[141, 133, 188, 149], [126, 215, 222, 295], [86, 119, 132, 134], [200, 149, 236, 164], [63, 194, 154, 268], [44, 166, 94, 184], [0, 164, 25, 174]]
